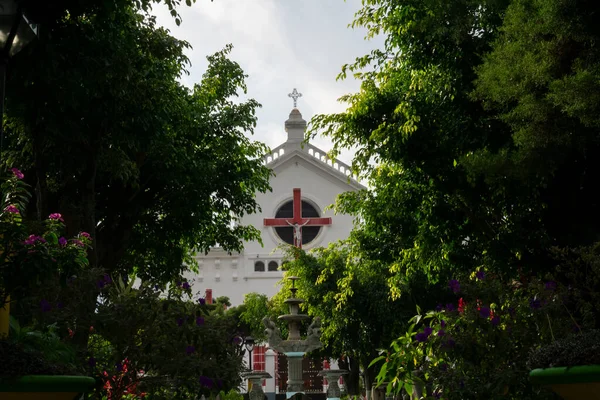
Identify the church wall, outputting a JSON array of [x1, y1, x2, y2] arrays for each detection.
[[188, 154, 358, 307]]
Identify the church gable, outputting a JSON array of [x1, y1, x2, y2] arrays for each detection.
[[262, 102, 364, 192]]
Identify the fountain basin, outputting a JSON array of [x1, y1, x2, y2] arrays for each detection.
[[278, 314, 311, 321]]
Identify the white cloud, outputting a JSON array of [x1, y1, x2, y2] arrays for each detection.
[[153, 0, 383, 166]]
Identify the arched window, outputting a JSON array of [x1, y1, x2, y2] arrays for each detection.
[[268, 261, 278, 271], [274, 200, 321, 246], [254, 261, 265, 272]]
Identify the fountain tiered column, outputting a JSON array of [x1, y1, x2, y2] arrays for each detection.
[[262, 276, 322, 399]]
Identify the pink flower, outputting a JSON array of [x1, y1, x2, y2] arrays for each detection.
[[71, 239, 85, 247], [4, 205, 19, 214], [11, 168, 24, 179], [23, 234, 46, 245], [79, 232, 91, 239], [48, 213, 64, 222]]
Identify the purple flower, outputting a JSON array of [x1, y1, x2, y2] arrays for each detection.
[[415, 332, 428, 342], [186, 345, 196, 355], [445, 303, 455, 312], [448, 279, 460, 294], [476, 270, 485, 280], [491, 315, 500, 326], [199, 376, 213, 388], [440, 320, 446, 328], [177, 317, 184, 327], [198, 298, 206, 305], [545, 281, 557, 291], [11, 168, 24, 179], [415, 326, 434, 343], [530, 298, 542, 310], [116, 362, 123, 372], [103, 274, 112, 284], [479, 306, 490, 318], [443, 338, 456, 349], [435, 304, 443, 312], [24, 235, 46, 245], [58, 237, 67, 246], [4, 205, 19, 214], [48, 213, 64, 222], [88, 357, 96, 367], [196, 316, 205, 326], [182, 282, 191, 290], [437, 329, 446, 337], [40, 299, 52, 312]]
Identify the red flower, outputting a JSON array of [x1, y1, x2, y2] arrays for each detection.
[[458, 298, 466, 314]]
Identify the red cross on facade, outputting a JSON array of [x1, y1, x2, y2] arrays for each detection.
[[263, 188, 332, 248]]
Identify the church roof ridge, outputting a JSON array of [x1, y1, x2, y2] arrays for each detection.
[[264, 141, 363, 188]]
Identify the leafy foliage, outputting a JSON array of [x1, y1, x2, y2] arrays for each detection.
[[528, 329, 600, 369], [90, 284, 245, 398], [279, 245, 443, 395], [374, 271, 571, 399], [0, 170, 91, 309], [4, 5, 271, 285], [308, 0, 600, 398]]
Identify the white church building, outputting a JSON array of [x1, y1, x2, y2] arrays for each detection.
[[187, 90, 363, 306], [186, 90, 363, 397]]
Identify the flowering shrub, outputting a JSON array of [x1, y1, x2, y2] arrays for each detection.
[[374, 269, 577, 399], [84, 281, 244, 398], [0, 169, 91, 308]]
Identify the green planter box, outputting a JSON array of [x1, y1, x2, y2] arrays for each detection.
[[530, 365, 600, 400], [0, 375, 96, 400]]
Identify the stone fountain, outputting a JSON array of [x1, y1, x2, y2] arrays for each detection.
[[263, 276, 322, 399], [317, 369, 348, 400]]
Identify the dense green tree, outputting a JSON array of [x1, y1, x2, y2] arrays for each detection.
[[4, 7, 271, 284], [278, 245, 446, 397], [21, 0, 198, 27], [309, 0, 600, 398], [311, 0, 513, 288], [472, 0, 600, 252], [312, 0, 600, 289]]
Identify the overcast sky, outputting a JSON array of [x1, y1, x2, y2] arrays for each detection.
[[153, 0, 382, 165]]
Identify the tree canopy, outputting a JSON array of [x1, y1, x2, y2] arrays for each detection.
[[307, 0, 600, 397], [4, 6, 271, 284], [312, 0, 600, 288]]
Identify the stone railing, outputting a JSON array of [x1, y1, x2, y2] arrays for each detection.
[[305, 143, 358, 181], [264, 144, 286, 165], [263, 143, 360, 183]]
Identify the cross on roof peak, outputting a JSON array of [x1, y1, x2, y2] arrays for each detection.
[[288, 88, 302, 108]]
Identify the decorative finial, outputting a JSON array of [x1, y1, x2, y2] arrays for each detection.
[[288, 88, 302, 108]]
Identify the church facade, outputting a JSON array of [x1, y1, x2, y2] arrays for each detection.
[[187, 92, 363, 307], [186, 90, 363, 397]]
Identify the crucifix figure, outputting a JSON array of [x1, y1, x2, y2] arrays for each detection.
[[288, 88, 302, 108], [287, 220, 309, 247], [264, 188, 332, 249]]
